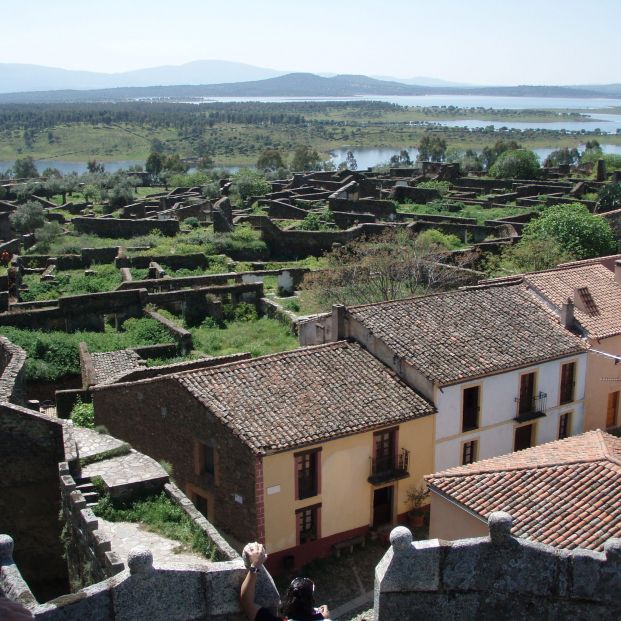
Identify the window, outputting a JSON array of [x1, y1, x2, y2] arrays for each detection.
[[195, 440, 217, 479], [462, 386, 480, 432], [560, 362, 576, 405], [607, 392, 619, 429], [558, 413, 571, 439], [296, 505, 320, 544], [514, 424, 534, 452], [203, 444, 215, 475], [462, 440, 478, 465], [518, 372, 536, 415], [295, 449, 320, 500], [373, 429, 395, 473]]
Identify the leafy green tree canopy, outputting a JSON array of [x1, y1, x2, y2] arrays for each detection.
[[257, 149, 285, 172], [231, 169, 271, 202], [291, 145, 322, 172], [489, 149, 540, 179], [10, 201, 46, 234], [522, 203, 616, 260], [417, 133, 447, 162], [13, 156, 39, 179]]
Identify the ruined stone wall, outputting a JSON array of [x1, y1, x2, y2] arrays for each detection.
[[328, 197, 396, 219], [0, 404, 69, 601], [73, 216, 180, 238], [375, 512, 621, 621], [245, 215, 392, 258], [117, 251, 209, 270], [58, 462, 124, 589], [92, 378, 260, 544]]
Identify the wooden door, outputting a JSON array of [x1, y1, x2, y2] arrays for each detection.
[[607, 392, 619, 428]]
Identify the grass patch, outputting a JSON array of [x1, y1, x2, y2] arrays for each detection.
[[191, 315, 299, 358], [0, 317, 173, 381], [20, 264, 122, 301], [92, 491, 218, 560]]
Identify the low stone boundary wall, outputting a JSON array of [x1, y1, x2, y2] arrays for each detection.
[[144, 309, 193, 354], [374, 512, 621, 621], [116, 251, 209, 270], [73, 216, 180, 238]]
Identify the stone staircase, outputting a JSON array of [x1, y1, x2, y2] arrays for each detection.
[[74, 475, 100, 508]]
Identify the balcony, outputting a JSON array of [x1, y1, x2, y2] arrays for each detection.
[[368, 448, 410, 485], [514, 391, 547, 423]]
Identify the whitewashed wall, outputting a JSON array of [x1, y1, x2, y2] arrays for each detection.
[[433, 353, 587, 472]]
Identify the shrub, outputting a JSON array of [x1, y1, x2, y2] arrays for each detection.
[[70, 399, 95, 428], [10, 201, 46, 234], [523, 203, 616, 260], [489, 149, 540, 179], [597, 183, 621, 213], [416, 180, 450, 196], [184, 217, 199, 228]]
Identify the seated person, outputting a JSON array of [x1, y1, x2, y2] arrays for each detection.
[[240, 542, 330, 621]]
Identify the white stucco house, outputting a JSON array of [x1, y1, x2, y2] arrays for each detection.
[[301, 281, 588, 472]]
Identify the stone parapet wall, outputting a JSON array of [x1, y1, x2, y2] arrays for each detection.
[[0, 535, 279, 620], [375, 512, 621, 621], [0, 335, 26, 404]]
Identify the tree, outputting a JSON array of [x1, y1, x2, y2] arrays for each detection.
[[493, 238, 575, 274], [543, 147, 580, 168], [345, 151, 358, 171], [291, 145, 321, 172], [86, 159, 105, 174], [231, 169, 271, 202], [489, 149, 540, 179], [417, 133, 447, 162], [13, 157, 39, 179], [257, 149, 285, 172], [522, 203, 616, 260], [34, 221, 63, 253], [481, 139, 522, 170], [145, 152, 164, 177], [10, 201, 46, 234], [302, 228, 474, 306], [41, 167, 62, 178]]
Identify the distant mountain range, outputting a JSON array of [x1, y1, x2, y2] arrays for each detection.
[[0, 61, 620, 103]]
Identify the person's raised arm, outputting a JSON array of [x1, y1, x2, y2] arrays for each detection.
[[240, 542, 267, 621]]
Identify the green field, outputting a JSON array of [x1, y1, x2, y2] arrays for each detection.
[[2, 102, 619, 167]]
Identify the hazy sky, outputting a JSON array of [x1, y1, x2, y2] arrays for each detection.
[[2, 0, 618, 85]]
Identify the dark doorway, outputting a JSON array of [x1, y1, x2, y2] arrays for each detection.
[[373, 486, 393, 528]]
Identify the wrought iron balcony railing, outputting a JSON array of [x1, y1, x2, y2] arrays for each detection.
[[514, 391, 547, 422], [368, 448, 410, 485]]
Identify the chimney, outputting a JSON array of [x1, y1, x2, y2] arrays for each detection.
[[615, 260, 621, 285], [560, 297, 574, 329], [331, 304, 346, 341]]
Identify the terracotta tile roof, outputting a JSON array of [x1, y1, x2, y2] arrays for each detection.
[[90, 349, 145, 385], [175, 341, 434, 454], [525, 263, 621, 338], [426, 430, 621, 551], [348, 283, 585, 385]]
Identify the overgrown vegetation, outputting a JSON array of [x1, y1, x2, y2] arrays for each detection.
[[20, 264, 123, 302], [302, 229, 475, 307], [70, 398, 94, 428], [0, 317, 173, 381], [93, 491, 218, 560]]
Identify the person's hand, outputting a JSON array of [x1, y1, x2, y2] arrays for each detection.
[[242, 541, 267, 569], [318, 604, 330, 619]]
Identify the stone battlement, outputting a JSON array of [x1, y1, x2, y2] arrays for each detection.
[[375, 512, 621, 621]]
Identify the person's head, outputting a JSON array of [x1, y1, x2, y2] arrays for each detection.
[[281, 577, 316, 619]]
